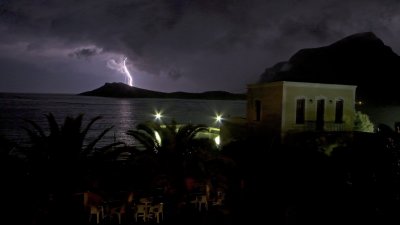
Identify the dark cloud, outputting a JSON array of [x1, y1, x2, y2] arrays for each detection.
[[0, 0, 400, 93], [167, 67, 183, 80], [69, 47, 102, 59]]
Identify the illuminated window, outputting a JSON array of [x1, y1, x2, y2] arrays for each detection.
[[255, 100, 261, 121], [296, 99, 305, 124], [335, 99, 344, 123]]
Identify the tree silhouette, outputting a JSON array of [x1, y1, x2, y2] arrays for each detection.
[[22, 113, 122, 194], [126, 120, 209, 157], [126, 120, 215, 193]]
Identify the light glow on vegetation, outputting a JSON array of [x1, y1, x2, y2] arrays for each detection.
[[154, 131, 162, 145], [214, 135, 220, 146]]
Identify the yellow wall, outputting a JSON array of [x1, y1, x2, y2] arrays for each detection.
[[247, 81, 356, 137], [247, 82, 283, 132], [282, 82, 356, 133]]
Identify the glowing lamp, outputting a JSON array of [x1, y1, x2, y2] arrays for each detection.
[[154, 111, 163, 120], [215, 114, 223, 123]]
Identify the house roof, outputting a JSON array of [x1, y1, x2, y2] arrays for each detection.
[[248, 81, 357, 90]]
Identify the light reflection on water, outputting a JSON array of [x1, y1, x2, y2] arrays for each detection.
[[3, 93, 400, 147], [0, 93, 246, 147]]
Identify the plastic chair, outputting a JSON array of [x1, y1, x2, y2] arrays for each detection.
[[134, 204, 147, 222], [198, 195, 208, 211], [212, 191, 225, 206], [109, 205, 126, 224], [149, 203, 164, 223], [190, 195, 199, 209], [89, 205, 104, 224], [109, 192, 135, 224], [84, 192, 104, 224]]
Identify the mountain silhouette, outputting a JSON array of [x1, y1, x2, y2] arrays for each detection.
[[79, 82, 246, 100], [259, 32, 400, 104]]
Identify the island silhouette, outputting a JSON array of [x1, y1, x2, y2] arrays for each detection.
[[79, 82, 246, 100]]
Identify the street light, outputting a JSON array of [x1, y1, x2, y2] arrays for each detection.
[[214, 114, 223, 129], [213, 114, 223, 147], [154, 111, 163, 121], [215, 114, 223, 124]]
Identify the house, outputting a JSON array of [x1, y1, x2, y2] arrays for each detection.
[[220, 81, 356, 146], [246, 81, 356, 139]]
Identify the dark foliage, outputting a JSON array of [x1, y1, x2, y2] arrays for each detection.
[[223, 131, 400, 225]]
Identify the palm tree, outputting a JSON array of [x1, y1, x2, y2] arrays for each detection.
[[22, 113, 122, 193], [126, 120, 211, 189], [126, 120, 209, 156], [23, 113, 120, 159], [126, 121, 163, 153], [20, 113, 127, 224]]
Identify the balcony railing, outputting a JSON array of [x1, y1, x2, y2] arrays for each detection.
[[291, 121, 345, 132]]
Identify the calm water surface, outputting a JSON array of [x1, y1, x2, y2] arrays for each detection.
[[2, 93, 398, 147], [0, 93, 246, 146]]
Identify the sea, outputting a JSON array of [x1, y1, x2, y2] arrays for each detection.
[[1, 93, 399, 148], [0, 93, 247, 147]]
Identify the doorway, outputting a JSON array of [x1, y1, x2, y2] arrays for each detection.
[[316, 99, 325, 131]]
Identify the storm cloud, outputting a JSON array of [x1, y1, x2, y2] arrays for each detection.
[[1, 0, 400, 93], [69, 47, 103, 59]]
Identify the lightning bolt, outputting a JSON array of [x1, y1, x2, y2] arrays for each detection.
[[122, 57, 133, 86], [107, 56, 133, 86]]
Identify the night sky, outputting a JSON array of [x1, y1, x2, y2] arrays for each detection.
[[1, 0, 399, 94]]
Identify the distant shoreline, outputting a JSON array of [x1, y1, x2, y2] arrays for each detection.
[[78, 82, 247, 100]]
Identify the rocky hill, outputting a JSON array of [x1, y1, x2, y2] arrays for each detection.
[[259, 32, 400, 104]]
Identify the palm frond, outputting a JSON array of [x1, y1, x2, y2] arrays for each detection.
[[177, 124, 207, 140], [74, 114, 84, 130], [23, 118, 46, 138], [45, 113, 60, 136], [89, 141, 126, 159], [21, 126, 43, 144], [83, 125, 113, 153], [63, 115, 82, 135], [82, 115, 102, 139], [127, 129, 159, 151], [61, 116, 74, 136], [65, 114, 84, 138], [136, 123, 157, 139], [188, 126, 208, 140]]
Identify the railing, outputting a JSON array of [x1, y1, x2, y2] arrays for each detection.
[[291, 121, 345, 132]]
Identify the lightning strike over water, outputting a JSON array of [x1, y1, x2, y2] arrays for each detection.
[[107, 57, 133, 86], [122, 57, 133, 86]]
